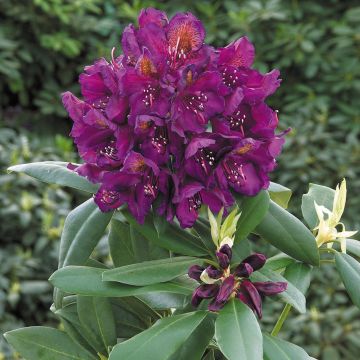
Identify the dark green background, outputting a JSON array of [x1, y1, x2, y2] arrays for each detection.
[[1, 1, 359, 359]]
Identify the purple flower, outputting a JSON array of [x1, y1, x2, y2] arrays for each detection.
[[188, 265, 205, 281], [208, 275, 236, 311], [171, 68, 224, 136], [63, 7, 287, 227]]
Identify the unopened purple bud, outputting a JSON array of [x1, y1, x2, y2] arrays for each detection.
[[238, 279, 262, 318], [234, 262, 253, 278], [191, 284, 219, 307], [241, 253, 266, 271], [206, 265, 223, 279], [208, 275, 235, 311], [253, 281, 287, 296], [216, 244, 232, 269], [188, 265, 205, 281]]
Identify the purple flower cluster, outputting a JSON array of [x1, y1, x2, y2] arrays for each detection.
[[189, 246, 287, 315], [62, 8, 286, 228]]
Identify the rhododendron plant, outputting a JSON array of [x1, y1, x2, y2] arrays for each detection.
[[5, 8, 359, 360]]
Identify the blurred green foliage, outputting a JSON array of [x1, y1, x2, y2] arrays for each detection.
[[0, 0, 359, 359]]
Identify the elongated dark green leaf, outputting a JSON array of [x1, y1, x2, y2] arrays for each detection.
[[102, 257, 202, 286], [168, 315, 215, 360], [77, 296, 117, 355], [335, 252, 360, 309], [256, 201, 319, 265], [108, 220, 135, 267], [108, 220, 168, 267], [55, 199, 112, 308], [49, 266, 196, 297], [130, 226, 169, 262], [108, 311, 208, 360], [263, 254, 294, 271], [284, 262, 312, 294], [4, 326, 96, 360], [263, 333, 311, 360], [123, 210, 207, 256], [137, 292, 188, 310], [268, 182, 292, 209], [193, 218, 216, 256], [59, 199, 113, 268], [346, 239, 360, 258], [215, 299, 262, 360], [8, 161, 98, 193], [234, 190, 270, 241], [301, 183, 335, 229], [55, 305, 97, 356], [250, 268, 306, 313]]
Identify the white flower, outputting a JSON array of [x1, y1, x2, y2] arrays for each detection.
[[314, 179, 357, 253]]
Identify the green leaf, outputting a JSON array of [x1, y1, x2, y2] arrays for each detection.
[[59, 199, 113, 268], [49, 266, 196, 297], [215, 299, 262, 360], [202, 351, 215, 360], [108, 312, 208, 360], [137, 292, 188, 310], [77, 296, 117, 355], [4, 326, 96, 360], [263, 333, 312, 360], [268, 182, 292, 209], [168, 315, 215, 360], [256, 201, 319, 265], [108, 220, 135, 267], [55, 199, 112, 308], [193, 218, 217, 256], [102, 257, 202, 286], [263, 254, 294, 271], [122, 210, 207, 256], [335, 252, 360, 309], [345, 239, 360, 258], [234, 190, 270, 242], [8, 161, 98, 193], [250, 268, 306, 313], [231, 238, 252, 265], [301, 183, 335, 229], [284, 262, 312, 294]]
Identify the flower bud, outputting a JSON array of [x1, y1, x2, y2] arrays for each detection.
[[191, 284, 219, 307], [216, 244, 232, 269], [238, 280, 262, 318], [208, 275, 235, 311], [188, 265, 205, 281], [234, 262, 253, 278], [241, 253, 266, 271], [253, 281, 287, 296]]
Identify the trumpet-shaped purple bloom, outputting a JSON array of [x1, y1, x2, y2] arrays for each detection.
[[62, 7, 287, 226]]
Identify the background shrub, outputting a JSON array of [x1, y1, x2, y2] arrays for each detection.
[[1, 1, 359, 359]]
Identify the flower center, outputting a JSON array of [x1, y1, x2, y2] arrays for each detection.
[[194, 148, 215, 175], [188, 192, 202, 212], [183, 92, 208, 123], [99, 141, 119, 161], [142, 84, 158, 107], [99, 190, 120, 205], [151, 126, 168, 154], [168, 21, 202, 60], [144, 171, 159, 198], [221, 67, 240, 88], [222, 159, 247, 184], [92, 95, 110, 113]]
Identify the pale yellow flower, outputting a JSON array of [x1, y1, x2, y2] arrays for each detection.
[[314, 179, 357, 253]]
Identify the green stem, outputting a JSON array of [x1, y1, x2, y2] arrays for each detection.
[[320, 259, 335, 264], [319, 247, 337, 254], [271, 303, 292, 336]]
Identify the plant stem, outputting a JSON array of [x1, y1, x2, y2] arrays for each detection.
[[271, 303, 292, 336], [320, 259, 335, 264], [319, 247, 337, 254]]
